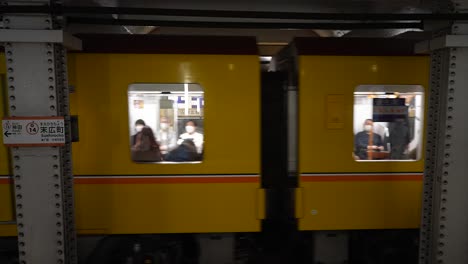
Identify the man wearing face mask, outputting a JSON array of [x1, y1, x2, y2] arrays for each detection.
[[156, 116, 177, 155], [354, 119, 384, 160], [131, 119, 146, 147], [177, 120, 204, 154]]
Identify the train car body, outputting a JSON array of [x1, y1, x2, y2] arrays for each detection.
[[0, 35, 264, 236], [277, 38, 430, 231]]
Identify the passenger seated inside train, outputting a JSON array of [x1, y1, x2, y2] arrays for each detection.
[[177, 120, 204, 154], [354, 119, 385, 160], [131, 119, 146, 147], [354, 118, 413, 161], [165, 139, 200, 162], [353, 85, 424, 161], [156, 116, 177, 156], [128, 83, 204, 163], [129, 118, 205, 163], [131, 126, 162, 162]]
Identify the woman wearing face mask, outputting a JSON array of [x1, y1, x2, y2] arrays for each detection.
[[131, 126, 162, 162], [131, 119, 146, 147], [354, 119, 384, 160], [177, 120, 204, 154]]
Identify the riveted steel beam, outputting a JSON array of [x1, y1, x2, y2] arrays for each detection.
[[419, 19, 468, 264], [2, 1, 77, 263]]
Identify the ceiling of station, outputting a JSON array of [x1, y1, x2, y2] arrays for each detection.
[[2, 0, 450, 55], [58, 0, 441, 55], [64, 0, 434, 13]]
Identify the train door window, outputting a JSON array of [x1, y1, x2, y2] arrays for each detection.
[[353, 85, 424, 161], [128, 83, 204, 163]]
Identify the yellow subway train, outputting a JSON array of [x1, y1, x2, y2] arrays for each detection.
[[276, 38, 429, 231], [0, 35, 430, 263]]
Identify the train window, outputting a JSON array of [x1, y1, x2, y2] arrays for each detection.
[[128, 83, 204, 163], [353, 85, 424, 162]]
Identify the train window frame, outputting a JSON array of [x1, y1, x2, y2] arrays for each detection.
[[128, 83, 205, 164], [353, 85, 425, 162]]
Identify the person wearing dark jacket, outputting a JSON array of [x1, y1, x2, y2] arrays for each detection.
[[131, 119, 146, 147], [165, 139, 199, 162], [131, 126, 162, 162], [355, 119, 384, 160], [388, 118, 410, 160]]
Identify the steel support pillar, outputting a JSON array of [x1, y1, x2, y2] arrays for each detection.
[[419, 3, 468, 262], [1, 1, 77, 263]]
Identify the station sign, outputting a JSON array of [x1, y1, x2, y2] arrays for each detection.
[[2, 117, 65, 147], [372, 98, 408, 122]]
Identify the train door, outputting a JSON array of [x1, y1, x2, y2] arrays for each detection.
[[261, 71, 293, 227]]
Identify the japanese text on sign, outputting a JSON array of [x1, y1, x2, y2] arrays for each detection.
[[2, 117, 65, 147], [372, 98, 408, 122]]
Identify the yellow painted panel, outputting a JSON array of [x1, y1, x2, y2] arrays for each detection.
[[75, 183, 261, 234], [298, 55, 429, 230], [69, 54, 260, 175], [0, 54, 12, 225], [0, 184, 13, 222], [0, 225, 16, 236], [298, 181, 423, 230], [0, 54, 10, 175], [0, 180, 265, 235], [299, 55, 430, 173], [326, 94, 345, 129]]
